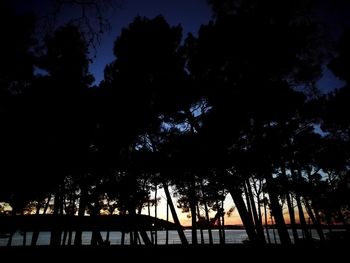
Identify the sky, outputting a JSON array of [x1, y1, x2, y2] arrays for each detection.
[[11, 0, 348, 91], [89, 0, 213, 85], [11, 0, 213, 85]]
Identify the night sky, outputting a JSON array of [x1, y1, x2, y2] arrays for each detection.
[[91, 0, 212, 85], [8, 0, 350, 91], [10, 0, 212, 85]]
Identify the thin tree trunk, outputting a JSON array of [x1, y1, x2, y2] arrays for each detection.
[[154, 185, 158, 245], [303, 198, 325, 242], [74, 187, 87, 246], [246, 179, 265, 244], [22, 231, 27, 246], [215, 200, 224, 244], [138, 229, 152, 245], [296, 194, 310, 239], [221, 198, 226, 244], [128, 209, 152, 246], [315, 207, 328, 239], [254, 183, 263, 224], [62, 230, 68, 245], [200, 180, 213, 245], [264, 197, 271, 244], [265, 172, 291, 245], [286, 193, 299, 243], [31, 200, 43, 246], [43, 194, 51, 215], [7, 208, 16, 247], [270, 213, 277, 244], [130, 231, 134, 245], [50, 189, 62, 246], [280, 163, 298, 243], [291, 167, 312, 240], [166, 199, 169, 245], [121, 231, 125, 245], [185, 110, 199, 245], [135, 231, 141, 245], [91, 230, 104, 246], [90, 205, 104, 246], [243, 183, 253, 221], [162, 180, 188, 245], [228, 186, 259, 244], [228, 179, 259, 243], [106, 231, 110, 243], [68, 231, 73, 245], [147, 194, 154, 244], [189, 180, 198, 245], [196, 203, 205, 244]]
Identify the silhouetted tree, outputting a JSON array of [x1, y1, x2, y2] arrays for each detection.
[[181, 0, 329, 245]]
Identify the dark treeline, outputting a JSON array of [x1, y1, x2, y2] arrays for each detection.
[[0, 0, 349, 247]]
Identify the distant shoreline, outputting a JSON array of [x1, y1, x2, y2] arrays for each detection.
[[183, 224, 347, 230]]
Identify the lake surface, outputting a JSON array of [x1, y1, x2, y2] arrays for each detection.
[[0, 228, 331, 246]]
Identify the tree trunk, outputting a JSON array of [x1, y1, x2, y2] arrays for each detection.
[[154, 185, 158, 245], [270, 213, 277, 244], [137, 229, 152, 245], [291, 167, 312, 240], [162, 180, 188, 245], [296, 194, 311, 239], [22, 231, 27, 246], [130, 231, 134, 245], [106, 231, 110, 243], [285, 193, 299, 243], [200, 180, 213, 245], [90, 205, 104, 246], [189, 180, 198, 245], [50, 189, 62, 246], [215, 199, 224, 244], [253, 182, 263, 222], [246, 179, 265, 244], [68, 231, 73, 245], [7, 208, 16, 247], [264, 197, 271, 244], [43, 194, 51, 214], [228, 186, 259, 244], [147, 194, 154, 244], [121, 231, 125, 245], [196, 203, 205, 244], [31, 199, 43, 246], [265, 172, 291, 245], [243, 183, 253, 220], [74, 187, 87, 246], [303, 198, 325, 242], [221, 198, 226, 244], [62, 230, 68, 245], [128, 209, 152, 246], [91, 230, 104, 246], [280, 163, 298, 243], [166, 199, 169, 245]]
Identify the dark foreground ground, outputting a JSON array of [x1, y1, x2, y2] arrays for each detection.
[[1, 243, 349, 262]]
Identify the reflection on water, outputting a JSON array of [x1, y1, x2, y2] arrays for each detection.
[[0, 229, 331, 246]]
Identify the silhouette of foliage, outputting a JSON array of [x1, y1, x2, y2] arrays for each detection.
[[0, 0, 349, 248]]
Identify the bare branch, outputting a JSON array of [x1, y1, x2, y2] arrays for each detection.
[[37, 0, 122, 53]]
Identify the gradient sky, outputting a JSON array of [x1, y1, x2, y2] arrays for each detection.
[[90, 0, 212, 85], [11, 0, 348, 92], [11, 0, 212, 84]]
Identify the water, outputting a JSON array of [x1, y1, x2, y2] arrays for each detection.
[[0, 229, 331, 246]]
